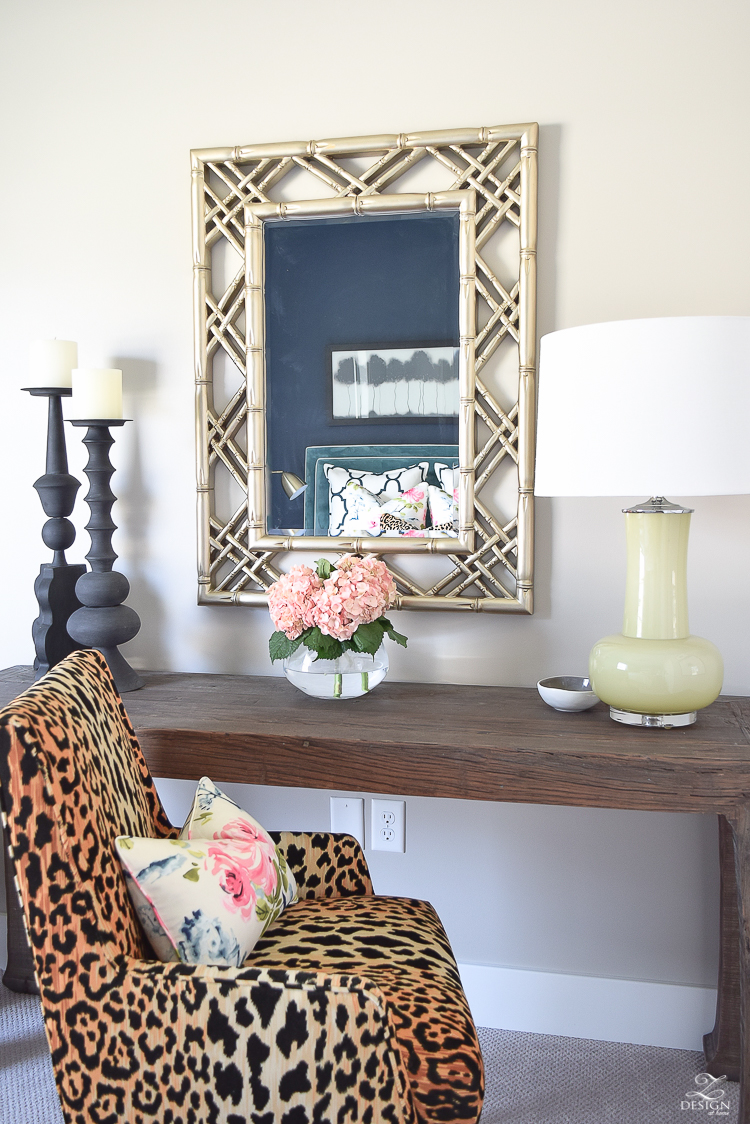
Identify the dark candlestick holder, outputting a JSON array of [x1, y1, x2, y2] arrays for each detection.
[[66, 420, 144, 692], [22, 387, 86, 678]]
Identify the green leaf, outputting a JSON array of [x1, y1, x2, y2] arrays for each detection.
[[259, 900, 282, 934], [277, 854, 289, 891], [302, 627, 324, 654], [315, 558, 335, 580], [118, 837, 133, 850], [303, 627, 343, 662], [317, 634, 344, 661], [183, 867, 200, 882], [352, 621, 386, 655], [380, 616, 408, 648], [269, 630, 294, 662]]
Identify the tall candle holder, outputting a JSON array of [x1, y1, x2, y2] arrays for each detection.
[[66, 420, 143, 692], [22, 387, 86, 678]]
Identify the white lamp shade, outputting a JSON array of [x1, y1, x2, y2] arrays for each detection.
[[535, 316, 750, 497]]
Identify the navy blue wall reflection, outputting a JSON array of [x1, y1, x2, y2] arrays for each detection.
[[264, 211, 460, 531]]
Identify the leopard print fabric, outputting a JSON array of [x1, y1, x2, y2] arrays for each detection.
[[379, 513, 415, 533], [0, 650, 483, 1124], [249, 895, 484, 1122]]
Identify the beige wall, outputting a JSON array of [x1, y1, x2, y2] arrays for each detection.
[[1, 0, 748, 988]]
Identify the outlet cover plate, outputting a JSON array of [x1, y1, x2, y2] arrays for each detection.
[[371, 799, 406, 852], [330, 797, 365, 846]]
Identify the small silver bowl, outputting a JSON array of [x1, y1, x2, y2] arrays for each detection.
[[537, 676, 600, 712]]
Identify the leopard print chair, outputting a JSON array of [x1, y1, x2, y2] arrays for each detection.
[[0, 650, 484, 1124]]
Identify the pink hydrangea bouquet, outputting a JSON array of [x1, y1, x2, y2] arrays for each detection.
[[268, 555, 407, 663]]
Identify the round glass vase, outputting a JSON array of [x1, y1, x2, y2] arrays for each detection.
[[283, 644, 389, 700]]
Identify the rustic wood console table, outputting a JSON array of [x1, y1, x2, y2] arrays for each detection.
[[2, 666, 750, 1119]]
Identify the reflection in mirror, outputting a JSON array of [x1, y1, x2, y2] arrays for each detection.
[[263, 210, 460, 539], [330, 346, 459, 420]]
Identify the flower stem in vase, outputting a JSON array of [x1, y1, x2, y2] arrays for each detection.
[[361, 671, 369, 693], [334, 673, 343, 698]]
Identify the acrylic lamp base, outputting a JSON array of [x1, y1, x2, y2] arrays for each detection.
[[608, 707, 697, 729]]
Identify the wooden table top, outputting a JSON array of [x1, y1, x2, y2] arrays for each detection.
[[2, 665, 750, 814]]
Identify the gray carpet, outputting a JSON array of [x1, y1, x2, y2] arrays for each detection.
[[477, 1026, 738, 1122], [0, 985, 64, 1123], [0, 985, 739, 1122]]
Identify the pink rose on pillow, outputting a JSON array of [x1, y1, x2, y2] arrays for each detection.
[[211, 822, 278, 908], [213, 819, 278, 896], [208, 850, 260, 919]]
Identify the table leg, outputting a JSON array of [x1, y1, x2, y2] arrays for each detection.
[[728, 804, 750, 1123], [704, 814, 741, 1080], [2, 823, 38, 993]]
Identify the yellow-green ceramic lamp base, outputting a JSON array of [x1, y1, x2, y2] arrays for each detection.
[[589, 504, 724, 727], [589, 633, 724, 724]]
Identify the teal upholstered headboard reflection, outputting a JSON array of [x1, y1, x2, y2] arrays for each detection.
[[304, 444, 459, 535]]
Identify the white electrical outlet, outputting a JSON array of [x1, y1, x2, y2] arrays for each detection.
[[371, 799, 406, 852], [329, 797, 365, 846]]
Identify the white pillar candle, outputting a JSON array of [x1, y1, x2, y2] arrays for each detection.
[[71, 369, 123, 419], [28, 340, 78, 388]]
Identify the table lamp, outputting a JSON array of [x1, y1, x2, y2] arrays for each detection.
[[271, 470, 307, 501], [535, 316, 750, 728]]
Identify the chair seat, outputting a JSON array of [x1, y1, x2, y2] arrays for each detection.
[[250, 894, 484, 1123]]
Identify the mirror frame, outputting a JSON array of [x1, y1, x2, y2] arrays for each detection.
[[192, 123, 537, 613]]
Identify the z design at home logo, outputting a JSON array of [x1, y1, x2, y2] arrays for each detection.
[[681, 1073, 731, 1115]]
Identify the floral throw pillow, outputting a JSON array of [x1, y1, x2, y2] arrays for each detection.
[[434, 462, 459, 493], [427, 483, 459, 537], [342, 479, 429, 537], [324, 462, 428, 536], [115, 778, 296, 966], [181, 777, 296, 911]]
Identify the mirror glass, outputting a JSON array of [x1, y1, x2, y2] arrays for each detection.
[[263, 210, 460, 538]]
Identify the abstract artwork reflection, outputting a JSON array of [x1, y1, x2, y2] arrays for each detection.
[[331, 346, 459, 420]]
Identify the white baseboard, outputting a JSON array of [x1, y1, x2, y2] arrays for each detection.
[[458, 962, 716, 1051], [0, 910, 6, 972]]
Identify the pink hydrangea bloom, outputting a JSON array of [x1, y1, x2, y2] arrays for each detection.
[[311, 555, 397, 640], [268, 555, 397, 643], [267, 564, 321, 639]]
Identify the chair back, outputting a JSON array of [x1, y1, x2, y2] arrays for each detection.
[[0, 650, 175, 987]]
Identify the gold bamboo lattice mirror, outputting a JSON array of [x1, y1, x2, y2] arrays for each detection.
[[192, 124, 538, 613]]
